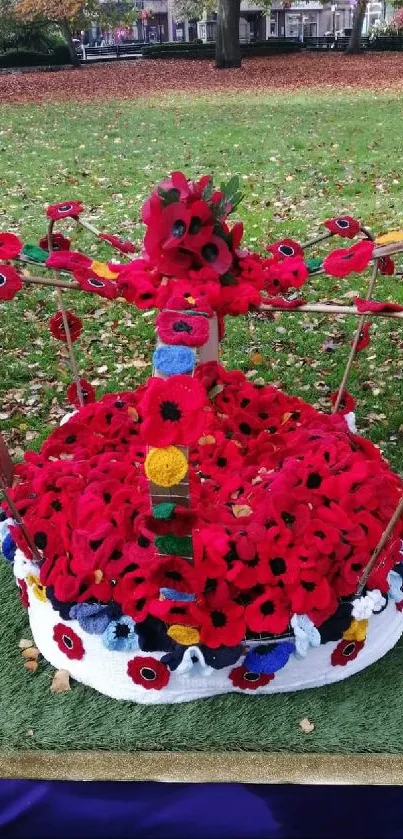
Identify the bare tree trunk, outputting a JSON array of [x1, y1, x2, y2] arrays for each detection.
[[60, 18, 80, 67], [215, 0, 241, 69], [346, 0, 367, 54]]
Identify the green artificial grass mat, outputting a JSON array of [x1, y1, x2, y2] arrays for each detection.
[[1, 559, 403, 756]]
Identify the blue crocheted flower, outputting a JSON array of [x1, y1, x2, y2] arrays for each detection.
[[70, 602, 111, 634], [244, 642, 294, 675], [153, 345, 196, 376], [291, 613, 321, 658], [388, 570, 403, 603], [160, 587, 196, 602], [102, 617, 138, 652], [1, 532, 16, 563]]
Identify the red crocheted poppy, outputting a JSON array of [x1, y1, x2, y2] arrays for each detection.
[[127, 656, 170, 690], [67, 379, 96, 408], [290, 569, 335, 614], [46, 251, 92, 272], [324, 216, 360, 239], [0, 232, 22, 260], [149, 598, 200, 626], [17, 578, 29, 609], [49, 311, 83, 343], [199, 589, 246, 648], [117, 268, 158, 309], [245, 586, 290, 635], [139, 375, 207, 447], [150, 556, 199, 594], [378, 255, 395, 276], [330, 638, 364, 667], [354, 297, 403, 314], [0, 265, 23, 301], [354, 321, 372, 352], [196, 235, 233, 276], [53, 623, 85, 660], [156, 311, 210, 347], [330, 389, 356, 414], [229, 665, 274, 690], [276, 257, 309, 289], [323, 241, 374, 278], [99, 233, 136, 254], [74, 268, 118, 300], [46, 201, 84, 221], [266, 238, 304, 261], [264, 297, 306, 310], [39, 232, 71, 252], [144, 507, 197, 537]]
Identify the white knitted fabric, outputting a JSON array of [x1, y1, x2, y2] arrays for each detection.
[[25, 584, 403, 704]]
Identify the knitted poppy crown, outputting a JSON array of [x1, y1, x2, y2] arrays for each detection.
[[1, 172, 403, 703]]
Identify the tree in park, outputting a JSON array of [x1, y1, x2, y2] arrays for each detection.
[[16, 0, 137, 66], [174, 0, 242, 68], [346, 0, 367, 54]]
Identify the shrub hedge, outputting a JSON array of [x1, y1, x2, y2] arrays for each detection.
[[0, 45, 72, 69], [142, 38, 302, 59]]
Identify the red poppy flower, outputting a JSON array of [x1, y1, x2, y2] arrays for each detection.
[[330, 389, 356, 414], [17, 578, 29, 609], [229, 665, 274, 690], [231, 221, 244, 251], [49, 311, 83, 343], [197, 235, 232, 276], [277, 257, 309, 289], [354, 321, 372, 352], [199, 590, 246, 648], [117, 268, 158, 309], [378, 255, 395, 276], [53, 623, 85, 660], [354, 297, 403, 314], [330, 638, 364, 667], [324, 216, 361, 239], [127, 655, 170, 690], [264, 297, 306, 310], [39, 232, 71, 252], [46, 251, 92, 272], [290, 569, 335, 615], [245, 586, 291, 635], [0, 232, 22, 260], [139, 375, 207, 447], [99, 233, 136, 254], [150, 555, 199, 593], [67, 379, 96, 408], [266, 238, 304, 261], [156, 311, 209, 347], [323, 241, 374, 278], [0, 265, 23, 301], [46, 201, 84, 221], [149, 597, 199, 626], [74, 268, 118, 300]]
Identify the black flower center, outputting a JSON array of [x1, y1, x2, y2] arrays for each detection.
[[59, 204, 73, 213], [189, 216, 202, 235], [172, 220, 186, 238], [243, 671, 261, 682], [216, 457, 227, 467], [173, 320, 193, 334], [270, 557, 286, 576], [115, 623, 130, 639], [136, 597, 146, 611], [166, 570, 183, 582], [140, 667, 157, 681], [306, 472, 322, 489], [34, 531, 47, 550], [260, 600, 275, 616], [201, 243, 219, 263], [281, 511, 295, 526], [239, 422, 252, 435], [279, 245, 294, 256], [343, 642, 356, 656], [211, 610, 227, 628], [138, 534, 150, 548], [89, 278, 105, 288], [301, 580, 316, 592], [160, 400, 182, 422], [62, 634, 73, 649], [0, 274, 6, 286], [336, 219, 349, 228]]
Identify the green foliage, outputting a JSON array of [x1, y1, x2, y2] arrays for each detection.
[[0, 45, 71, 65]]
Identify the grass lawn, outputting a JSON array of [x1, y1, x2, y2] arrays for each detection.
[[1, 85, 403, 759], [1, 89, 403, 469]]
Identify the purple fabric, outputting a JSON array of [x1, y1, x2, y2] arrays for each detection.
[[1, 780, 403, 839]]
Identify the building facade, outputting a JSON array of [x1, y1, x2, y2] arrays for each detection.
[[90, 0, 388, 46]]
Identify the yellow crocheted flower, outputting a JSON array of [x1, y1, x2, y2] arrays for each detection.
[[167, 625, 200, 646], [145, 446, 188, 488], [26, 573, 47, 603], [375, 230, 403, 245], [90, 260, 119, 280], [343, 618, 368, 643]]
